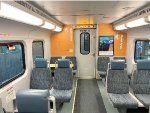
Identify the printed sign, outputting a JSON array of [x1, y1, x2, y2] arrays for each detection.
[[99, 36, 114, 56], [6, 87, 15, 103]]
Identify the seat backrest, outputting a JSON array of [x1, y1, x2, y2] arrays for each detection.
[[113, 57, 126, 61], [30, 58, 52, 89], [57, 59, 70, 68], [50, 56, 62, 64], [97, 57, 110, 72], [65, 56, 77, 70], [107, 59, 129, 94], [16, 89, 49, 113], [53, 61, 73, 90], [132, 60, 150, 94]]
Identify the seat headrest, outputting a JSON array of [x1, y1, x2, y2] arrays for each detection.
[[58, 59, 70, 68], [35, 58, 47, 68], [16, 89, 49, 113], [111, 59, 125, 70], [113, 57, 126, 61], [137, 60, 150, 70]]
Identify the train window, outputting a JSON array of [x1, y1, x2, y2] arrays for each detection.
[[80, 32, 90, 55], [135, 40, 150, 61], [32, 41, 44, 60], [0, 42, 25, 87]]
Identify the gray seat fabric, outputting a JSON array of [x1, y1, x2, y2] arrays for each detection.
[[16, 89, 49, 113], [30, 58, 52, 89], [109, 93, 138, 108], [97, 57, 110, 77], [132, 60, 150, 108], [107, 60, 138, 109], [50, 88, 72, 103], [107, 70, 129, 94], [50, 61, 73, 106]]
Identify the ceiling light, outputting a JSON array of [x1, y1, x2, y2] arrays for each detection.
[[115, 24, 127, 30], [54, 26, 62, 32], [126, 18, 149, 28], [0, 2, 43, 26], [41, 21, 55, 30]]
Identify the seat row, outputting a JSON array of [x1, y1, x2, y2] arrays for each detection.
[[106, 59, 150, 113], [97, 56, 126, 80], [50, 56, 77, 75], [16, 58, 74, 113]]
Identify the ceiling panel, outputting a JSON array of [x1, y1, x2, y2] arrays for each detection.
[[31, 1, 150, 24]]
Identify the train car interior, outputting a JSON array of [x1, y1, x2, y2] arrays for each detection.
[[1, 1, 150, 113]]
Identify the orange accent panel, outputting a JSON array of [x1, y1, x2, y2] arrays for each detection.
[[114, 32, 127, 56], [98, 24, 127, 56], [51, 25, 74, 56]]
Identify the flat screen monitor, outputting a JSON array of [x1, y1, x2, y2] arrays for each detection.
[[99, 36, 114, 56]]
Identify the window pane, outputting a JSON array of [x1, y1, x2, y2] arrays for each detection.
[[135, 40, 150, 60], [80, 32, 90, 55], [0, 42, 25, 87], [32, 41, 44, 60]]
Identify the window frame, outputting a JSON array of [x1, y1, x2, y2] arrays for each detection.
[[32, 40, 44, 58], [0, 42, 26, 88], [134, 40, 150, 61], [80, 32, 90, 55]]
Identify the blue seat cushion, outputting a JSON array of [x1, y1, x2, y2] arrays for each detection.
[[35, 58, 47, 68], [58, 59, 70, 68], [111, 60, 125, 70], [136, 60, 150, 70], [16, 89, 49, 113]]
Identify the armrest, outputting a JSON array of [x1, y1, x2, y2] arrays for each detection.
[[48, 96, 56, 113], [49, 84, 53, 90]]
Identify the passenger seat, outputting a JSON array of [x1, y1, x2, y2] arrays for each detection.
[[132, 60, 150, 109], [16, 58, 54, 113], [107, 59, 138, 113], [97, 56, 110, 80], [50, 59, 73, 108], [30, 58, 52, 89]]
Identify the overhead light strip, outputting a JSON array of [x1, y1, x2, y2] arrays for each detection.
[[41, 21, 55, 30], [0, 2, 43, 26], [54, 26, 62, 32], [115, 24, 127, 30], [0, 2, 63, 31], [126, 18, 149, 28]]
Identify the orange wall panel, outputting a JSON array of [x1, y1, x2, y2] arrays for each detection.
[[98, 24, 127, 56], [114, 32, 127, 56], [51, 25, 74, 56], [50, 24, 127, 57]]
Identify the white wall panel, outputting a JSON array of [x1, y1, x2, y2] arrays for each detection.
[[0, 17, 51, 111], [126, 24, 150, 74]]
